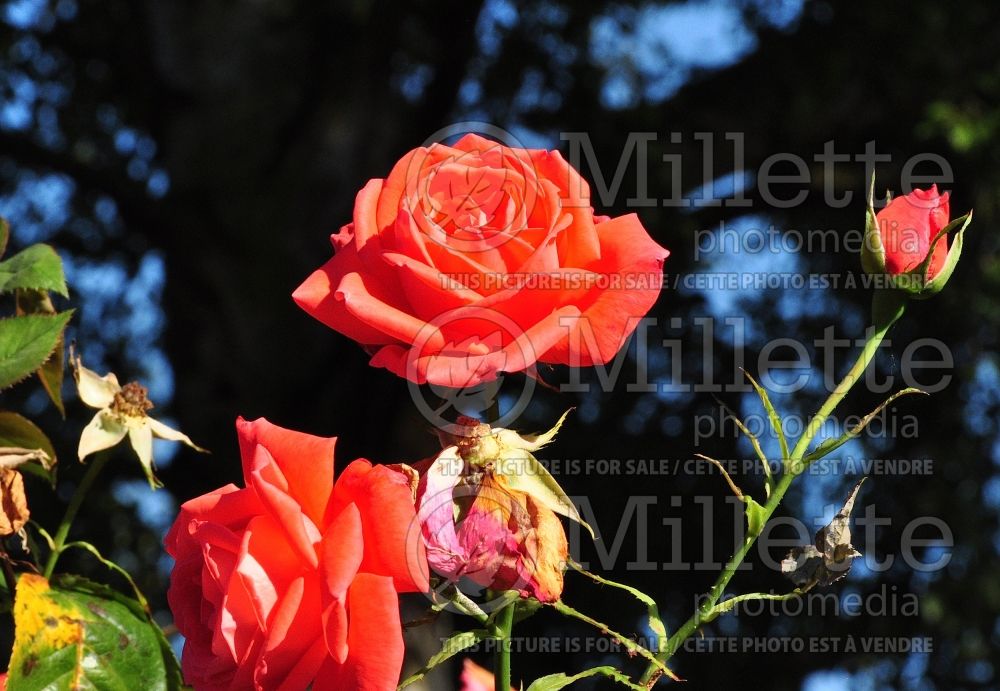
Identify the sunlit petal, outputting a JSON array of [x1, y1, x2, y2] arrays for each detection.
[[74, 361, 120, 409], [78, 410, 127, 461]]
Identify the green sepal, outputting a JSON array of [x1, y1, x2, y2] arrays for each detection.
[[861, 175, 887, 276], [909, 211, 971, 299], [500, 449, 595, 539]]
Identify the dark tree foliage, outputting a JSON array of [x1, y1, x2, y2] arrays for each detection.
[[1, 0, 998, 688]]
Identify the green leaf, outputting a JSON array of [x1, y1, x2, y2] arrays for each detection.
[[397, 629, 490, 689], [705, 589, 806, 623], [0, 244, 68, 297], [17, 289, 66, 416], [804, 388, 927, 464], [526, 666, 644, 691], [0, 411, 57, 483], [9, 573, 183, 691], [744, 496, 767, 539], [0, 311, 74, 391], [742, 369, 788, 469]]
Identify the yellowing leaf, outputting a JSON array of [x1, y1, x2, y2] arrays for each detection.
[[10, 574, 182, 690]]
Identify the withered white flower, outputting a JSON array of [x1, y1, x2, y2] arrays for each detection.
[[74, 355, 207, 488]]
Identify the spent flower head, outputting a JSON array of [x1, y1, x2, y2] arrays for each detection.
[[73, 352, 207, 488]]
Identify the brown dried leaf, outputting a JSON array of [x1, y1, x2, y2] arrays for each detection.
[[0, 468, 29, 536]]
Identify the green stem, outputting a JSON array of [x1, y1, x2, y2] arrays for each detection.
[[638, 291, 905, 686], [493, 602, 515, 690], [787, 290, 906, 466], [43, 453, 111, 580]]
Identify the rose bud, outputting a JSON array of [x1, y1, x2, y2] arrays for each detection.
[[862, 183, 971, 298], [415, 414, 588, 603]]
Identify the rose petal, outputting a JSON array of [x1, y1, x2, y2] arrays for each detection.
[[247, 444, 322, 568], [165, 485, 260, 557], [336, 272, 445, 352], [253, 574, 326, 690], [370, 304, 581, 387], [378, 145, 451, 231], [541, 214, 668, 366], [77, 410, 127, 461], [127, 422, 155, 482], [293, 255, 404, 346], [461, 659, 512, 691], [876, 186, 951, 276], [236, 417, 335, 527], [382, 251, 480, 319], [234, 515, 303, 632], [312, 574, 404, 691], [149, 417, 208, 453], [350, 179, 386, 251], [328, 459, 428, 593], [73, 362, 120, 409], [320, 502, 363, 662], [214, 542, 260, 666]]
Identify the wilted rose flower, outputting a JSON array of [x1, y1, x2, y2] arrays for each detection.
[[294, 133, 669, 387], [73, 353, 206, 488], [165, 417, 426, 690], [416, 415, 585, 603]]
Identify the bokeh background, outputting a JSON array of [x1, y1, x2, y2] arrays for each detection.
[[2, 0, 999, 688]]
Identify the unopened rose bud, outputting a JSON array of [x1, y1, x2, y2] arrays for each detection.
[[862, 183, 970, 299]]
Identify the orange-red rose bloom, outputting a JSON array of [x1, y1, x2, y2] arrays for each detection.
[[875, 185, 950, 278], [165, 417, 427, 691], [293, 134, 669, 387]]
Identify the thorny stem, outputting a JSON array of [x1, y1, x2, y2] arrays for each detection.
[[638, 292, 906, 686], [493, 601, 515, 690]]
